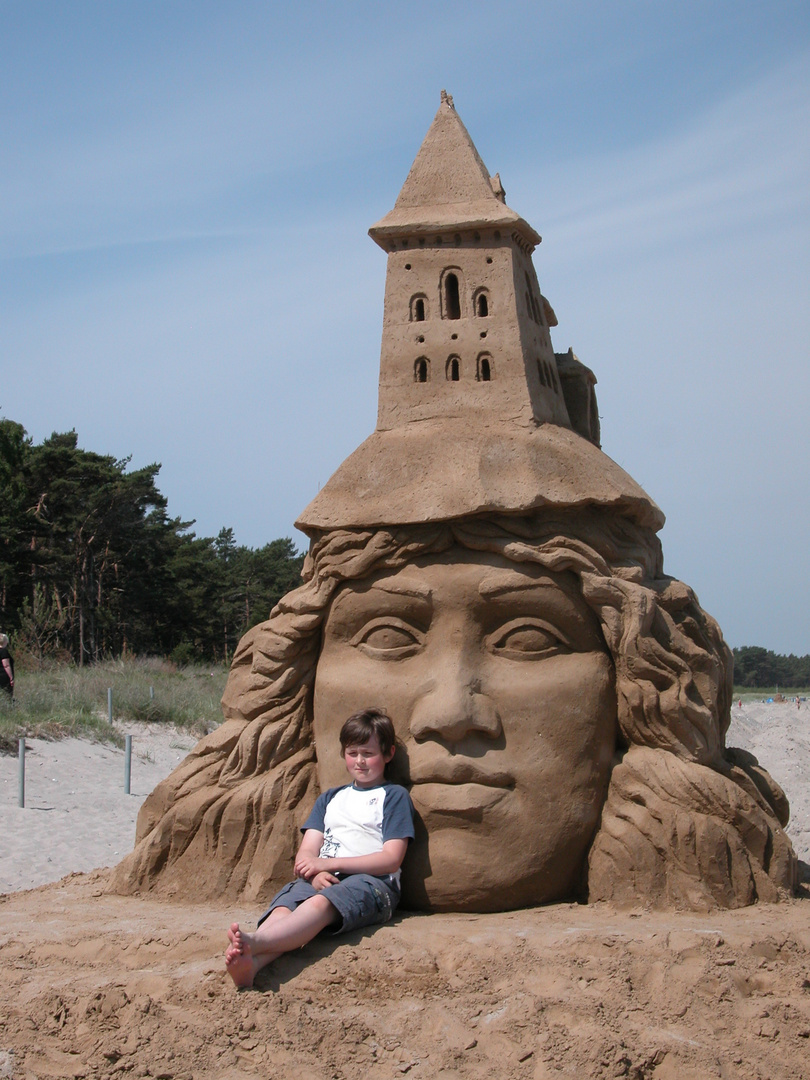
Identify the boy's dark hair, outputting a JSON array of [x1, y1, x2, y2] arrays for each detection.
[[339, 708, 396, 759]]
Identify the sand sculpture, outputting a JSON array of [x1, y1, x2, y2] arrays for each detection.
[[113, 92, 797, 912]]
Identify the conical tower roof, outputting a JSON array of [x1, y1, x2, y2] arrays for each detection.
[[369, 91, 540, 248]]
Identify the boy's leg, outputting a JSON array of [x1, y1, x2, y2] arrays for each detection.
[[225, 892, 340, 988]]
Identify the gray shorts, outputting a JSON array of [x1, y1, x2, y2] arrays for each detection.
[[257, 874, 399, 935]]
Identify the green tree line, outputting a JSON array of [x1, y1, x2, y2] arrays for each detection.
[[0, 419, 304, 665], [732, 646, 810, 689]]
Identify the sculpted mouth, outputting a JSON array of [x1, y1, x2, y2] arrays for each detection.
[[406, 753, 514, 813], [407, 757, 514, 789], [410, 782, 510, 814]]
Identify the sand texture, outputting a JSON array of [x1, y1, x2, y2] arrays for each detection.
[[0, 702, 808, 1079]]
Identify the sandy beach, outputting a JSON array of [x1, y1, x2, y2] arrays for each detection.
[[0, 701, 808, 1079], [0, 723, 198, 895]]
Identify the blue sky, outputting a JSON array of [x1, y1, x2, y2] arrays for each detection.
[[2, 1, 809, 653]]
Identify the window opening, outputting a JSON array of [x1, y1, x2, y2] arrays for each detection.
[[414, 358, 429, 383], [444, 273, 461, 320], [477, 355, 492, 382], [413, 297, 425, 321], [525, 272, 542, 323], [446, 356, 460, 381], [476, 293, 489, 317]]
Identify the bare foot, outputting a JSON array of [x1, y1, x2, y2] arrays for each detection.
[[225, 922, 259, 989]]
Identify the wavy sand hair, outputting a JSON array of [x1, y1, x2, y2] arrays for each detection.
[[113, 511, 796, 909]]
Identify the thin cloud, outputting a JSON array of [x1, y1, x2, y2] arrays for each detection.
[[518, 51, 810, 261]]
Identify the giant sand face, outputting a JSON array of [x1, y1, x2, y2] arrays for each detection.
[[314, 547, 616, 911], [111, 94, 797, 911]]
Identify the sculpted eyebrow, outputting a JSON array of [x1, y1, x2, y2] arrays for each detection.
[[478, 572, 573, 600], [368, 579, 433, 601], [331, 578, 433, 615]]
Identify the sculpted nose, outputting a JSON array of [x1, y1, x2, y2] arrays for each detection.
[[409, 678, 502, 743]]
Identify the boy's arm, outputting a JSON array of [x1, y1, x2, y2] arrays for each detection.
[[294, 838, 409, 881], [293, 829, 325, 881]]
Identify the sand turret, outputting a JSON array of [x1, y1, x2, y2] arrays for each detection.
[[297, 93, 664, 534], [368, 89, 568, 431]]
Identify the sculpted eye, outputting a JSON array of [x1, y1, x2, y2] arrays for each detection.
[[351, 618, 424, 658], [486, 618, 572, 660]]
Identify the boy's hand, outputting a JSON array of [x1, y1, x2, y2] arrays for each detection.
[[294, 854, 330, 880], [310, 871, 339, 891]]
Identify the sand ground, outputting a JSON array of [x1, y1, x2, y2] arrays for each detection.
[[0, 701, 808, 1079]]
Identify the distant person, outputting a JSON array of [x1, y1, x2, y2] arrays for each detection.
[[0, 634, 14, 699], [224, 708, 414, 989]]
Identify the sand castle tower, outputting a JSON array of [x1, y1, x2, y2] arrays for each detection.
[[298, 91, 658, 534], [369, 88, 568, 432]]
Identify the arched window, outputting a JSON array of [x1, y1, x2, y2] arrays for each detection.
[[410, 294, 427, 322], [474, 289, 489, 318], [441, 269, 462, 320], [539, 359, 559, 393], [446, 355, 460, 381], [477, 354, 492, 382], [414, 357, 430, 383]]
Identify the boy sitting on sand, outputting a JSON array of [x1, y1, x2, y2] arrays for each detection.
[[225, 708, 414, 988]]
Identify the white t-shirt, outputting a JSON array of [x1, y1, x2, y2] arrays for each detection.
[[302, 783, 415, 888]]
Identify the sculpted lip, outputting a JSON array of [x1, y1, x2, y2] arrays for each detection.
[[409, 781, 511, 814], [406, 750, 514, 791]]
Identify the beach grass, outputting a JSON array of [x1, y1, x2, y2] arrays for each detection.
[[0, 657, 227, 753]]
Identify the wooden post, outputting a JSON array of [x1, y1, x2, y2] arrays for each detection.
[[18, 738, 25, 807], [124, 735, 132, 795]]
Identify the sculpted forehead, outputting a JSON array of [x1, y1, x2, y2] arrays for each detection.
[[326, 547, 604, 649]]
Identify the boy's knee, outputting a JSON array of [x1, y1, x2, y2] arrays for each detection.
[[308, 892, 339, 922]]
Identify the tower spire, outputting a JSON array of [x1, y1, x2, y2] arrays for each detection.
[[369, 91, 539, 250]]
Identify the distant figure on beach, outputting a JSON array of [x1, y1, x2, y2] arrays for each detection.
[[225, 708, 414, 989], [0, 634, 14, 699]]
